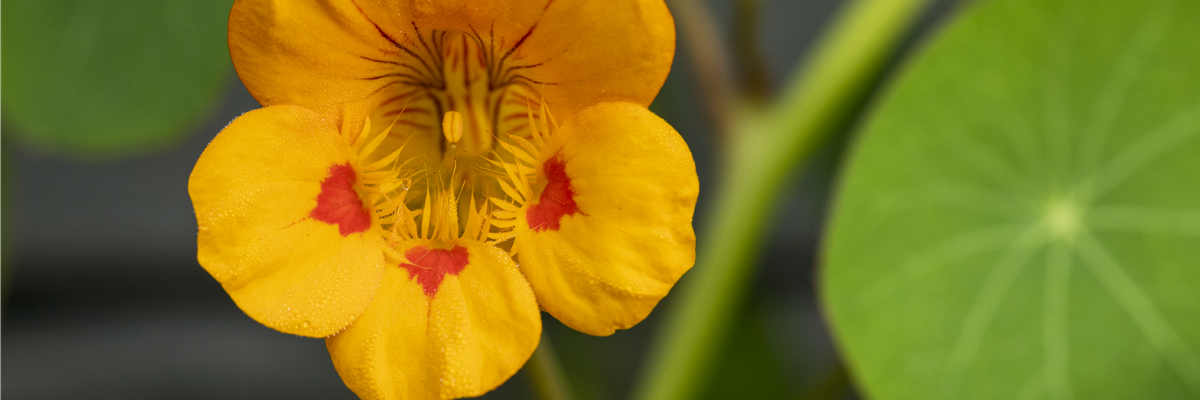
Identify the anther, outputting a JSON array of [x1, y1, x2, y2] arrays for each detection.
[[442, 111, 464, 143]]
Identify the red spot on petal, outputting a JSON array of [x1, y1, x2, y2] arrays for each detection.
[[526, 153, 580, 232], [400, 246, 469, 298], [310, 163, 371, 236]]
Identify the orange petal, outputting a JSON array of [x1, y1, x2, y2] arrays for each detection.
[[357, 0, 675, 117], [513, 0, 675, 116], [228, 0, 404, 112], [189, 105, 385, 337], [326, 240, 541, 399], [513, 102, 698, 336], [229, 0, 673, 118]]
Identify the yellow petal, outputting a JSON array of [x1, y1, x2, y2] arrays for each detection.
[[326, 240, 541, 400], [189, 105, 386, 337], [514, 102, 698, 336]]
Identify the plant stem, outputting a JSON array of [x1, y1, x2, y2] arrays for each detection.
[[632, 1, 934, 400], [527, 332, 574, 400]]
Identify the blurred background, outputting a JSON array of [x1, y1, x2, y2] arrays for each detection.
[[2, 0, 950, 398]]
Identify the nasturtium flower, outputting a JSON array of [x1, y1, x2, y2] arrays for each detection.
[[189, 0, 697, 398]]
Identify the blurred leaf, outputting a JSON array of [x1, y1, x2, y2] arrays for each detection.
[[822, 0, 1200, 399], [2, 0, 232, 157]]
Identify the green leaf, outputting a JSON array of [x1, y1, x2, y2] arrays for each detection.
[[822, 0, 1200, 399], [2, 0, 232, 157]]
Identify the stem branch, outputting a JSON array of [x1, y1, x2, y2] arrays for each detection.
[[632, 1, 934, 399]]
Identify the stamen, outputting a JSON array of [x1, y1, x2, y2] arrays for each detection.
[[442, 110, 464, 143]]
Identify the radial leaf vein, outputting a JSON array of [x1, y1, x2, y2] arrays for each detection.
[[899, 223, 1029, 279], [941, 228, 1045, 399], [1088, 205, 1200, 237], [1077, 0, 1174, 173], [886, 182, 1032, 220], [997, 112, 1043, 188], [1092, 103, 1200, 197], [1075, 232, 1200, 396], [857, 224, 1025, 306], [1042, 25, 1075, 182], [1043, 243, 1074, 400], [944, 127, 1035, 194]]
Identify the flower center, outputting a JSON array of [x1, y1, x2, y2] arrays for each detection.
[[330, 23, 574, 268], [349, 25, 558, 245]]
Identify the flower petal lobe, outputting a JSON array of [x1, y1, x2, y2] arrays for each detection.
[[189, 105, 385, 337], [515, 102, 698, 336], [327, 240, 540, 400]]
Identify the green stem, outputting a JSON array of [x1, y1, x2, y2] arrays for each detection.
[[632, 1, 933, 400], [526, 332, 574, 400]]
